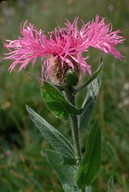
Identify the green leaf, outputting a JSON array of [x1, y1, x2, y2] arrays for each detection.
[[75, 55, 103, 94], [62, 157, 76, 165], [41, 81, 82, 121], [79, 70, 102, 130], [76, 122, 101, 188], [27, 72, 42, 82], [26, 105, 74, 159], [108, 176, 114, 192], [47, 150, 80, 192]]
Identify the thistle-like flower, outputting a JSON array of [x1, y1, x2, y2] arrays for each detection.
[[4, 16, 124, 84]]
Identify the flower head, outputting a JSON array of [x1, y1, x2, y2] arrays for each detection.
[[4, 16, 124, 84]]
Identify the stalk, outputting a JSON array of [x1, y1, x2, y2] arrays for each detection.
[[86, 186, 92, 192], [64, 87, 81, 164]]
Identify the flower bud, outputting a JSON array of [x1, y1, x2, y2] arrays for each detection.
[[49, 55, 81, 86], [65, 69, 79, 87]]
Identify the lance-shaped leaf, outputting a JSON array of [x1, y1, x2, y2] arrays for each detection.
[[26, 105, 74, 159], [76, 122, 101, 188], [75, 55, 103, 94], [79, 71, 102, 130], [41, 81, 82, 121], [47, 150, 80, 192]]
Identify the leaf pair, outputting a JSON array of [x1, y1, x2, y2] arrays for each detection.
[[26, 106, 79, 192], [27, 106, 102, 191]]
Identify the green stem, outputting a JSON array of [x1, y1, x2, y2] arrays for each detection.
[[69, 114, 81, 163], [86, 186, 92, 192], [64, 87, 81, 164]]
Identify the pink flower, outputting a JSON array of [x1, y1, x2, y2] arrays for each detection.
[[4, 16, 124, 82]]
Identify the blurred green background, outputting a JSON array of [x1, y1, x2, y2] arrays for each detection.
[[0, 0, 129, 191]]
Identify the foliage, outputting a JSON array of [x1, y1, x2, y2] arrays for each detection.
[[0, 0, 129, 191]]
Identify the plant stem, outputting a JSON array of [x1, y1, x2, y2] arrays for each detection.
[[86, 186, 92, 192], [69, 114, 81, 163], [64, 87, 81, 164]]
